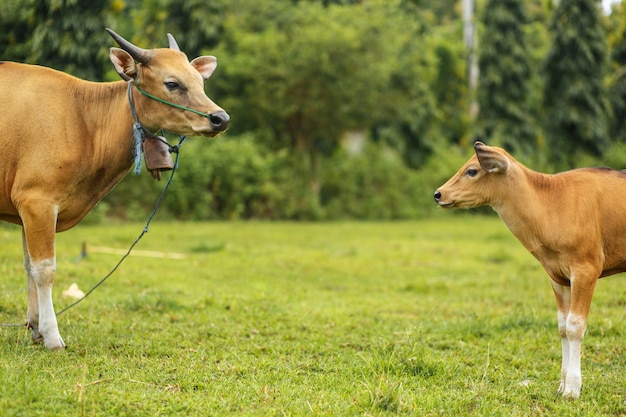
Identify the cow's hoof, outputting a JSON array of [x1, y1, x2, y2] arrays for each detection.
[[44, 336, 66, 351], [561, 387, 581, 400]]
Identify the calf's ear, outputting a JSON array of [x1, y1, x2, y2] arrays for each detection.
[[191, 56, 217, 80], [475, 144, 509, 173], [109, 48, 137, 81]]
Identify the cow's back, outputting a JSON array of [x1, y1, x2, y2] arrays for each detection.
[[537, 167, 626, 277], [0, 62, 80, 151]]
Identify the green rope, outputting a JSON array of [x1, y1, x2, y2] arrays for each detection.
[[135, 86, 213, 118]]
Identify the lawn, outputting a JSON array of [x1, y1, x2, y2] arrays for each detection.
[[0, 216, 625, 416]]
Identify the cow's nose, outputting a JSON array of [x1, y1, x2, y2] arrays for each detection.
[[434, 190, 442, 202], [208, 111, 230, 131]]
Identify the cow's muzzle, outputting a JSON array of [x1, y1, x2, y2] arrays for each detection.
[[208, 111, 229, 131], [433, 190, 453, 207]]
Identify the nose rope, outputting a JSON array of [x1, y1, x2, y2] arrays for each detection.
[[134, 85, 217, 119]]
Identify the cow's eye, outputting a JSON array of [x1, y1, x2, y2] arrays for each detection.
[[467, 168, 478, 177], [164, 81, 180, 91]]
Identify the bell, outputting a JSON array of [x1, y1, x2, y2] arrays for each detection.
[[143, 135, 173, 180]]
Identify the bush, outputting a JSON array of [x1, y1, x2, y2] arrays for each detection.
[[321, 143, 426, 220], [98, 134, 472, 221]]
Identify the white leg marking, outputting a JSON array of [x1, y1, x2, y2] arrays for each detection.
[[22, 231, 41, 341], [551, 281, 574, 397], [557, 309, 569, 394], [563, 312, 585, 399], [29, 257, 65, 350]]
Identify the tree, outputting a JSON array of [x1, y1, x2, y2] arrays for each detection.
[[130, 0, 229, 59], [211, 0, 436, 190], [1, 0, 122, 80], [0, 0, 34, 63], [477, 0, 537, 155], [431, 39, 470, 146], [607, 2, 626, 143], [543, 0, 610, 167]]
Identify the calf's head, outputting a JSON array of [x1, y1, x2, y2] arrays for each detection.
[[106, 28, 229, 137], [434, 141, 514, 209]]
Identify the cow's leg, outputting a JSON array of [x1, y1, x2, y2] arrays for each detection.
[[551, 281, 571, 396], [20, 204, 65, 350], [23, 230, 42, 343], [551, 270, 597, 400]]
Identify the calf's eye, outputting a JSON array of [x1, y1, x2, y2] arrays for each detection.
[[467, 168, 478, 177]]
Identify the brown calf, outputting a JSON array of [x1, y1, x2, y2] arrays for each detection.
[[434, 141, 626, 399], [0, 29, 229, 350]]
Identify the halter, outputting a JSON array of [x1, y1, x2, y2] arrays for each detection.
[[126, 81, 219, 174], [134, 85, 218, 119]]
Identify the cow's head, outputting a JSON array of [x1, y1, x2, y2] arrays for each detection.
[[106, 28, 229, 137], [434, 141, 513, 209]]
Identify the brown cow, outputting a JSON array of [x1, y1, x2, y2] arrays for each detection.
[[0, 29, 229, 350], [434, 141, 626, 399]]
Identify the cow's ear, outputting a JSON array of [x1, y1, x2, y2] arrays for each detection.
[[109, 48, 137, 81], [190, 56, 217, 80], [475, 143, 509, 173]]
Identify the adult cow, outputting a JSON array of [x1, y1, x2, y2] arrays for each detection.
[[0, 29, 229, 350]]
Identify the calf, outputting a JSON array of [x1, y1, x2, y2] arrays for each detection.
[[434, 141, 626, 399]]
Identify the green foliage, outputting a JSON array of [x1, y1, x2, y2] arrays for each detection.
[[108, 135, 440, 221], [321, 144, 425, 219], [477, 0, 538, 156], [430, 28, 471, 146], [13, 0, 123, 79], [543, 0, 611, 167], [166, 135, 304, 220], [607, 3, 626, 143], [4, 0, 626, 220], [0, 0, 34, 62], [211, 0, 437, 164], [130, 0, 229, 58]]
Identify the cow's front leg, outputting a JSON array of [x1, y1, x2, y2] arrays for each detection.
[[23, 230, 46, 343], [20, 207, 65, 350], [30, 257, 64, 350]]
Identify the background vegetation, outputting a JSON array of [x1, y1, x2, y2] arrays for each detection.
[[2, 0, 626, 220], [3, 3, 626, 414], [1, 219, 626, 416]]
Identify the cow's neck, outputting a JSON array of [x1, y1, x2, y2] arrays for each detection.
[[53, 80, 141, 231], [79, 81, 137, 171], [491, 166, 555, 254]]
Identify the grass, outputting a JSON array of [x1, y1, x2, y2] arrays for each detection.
[[1, 216, 625, 416]]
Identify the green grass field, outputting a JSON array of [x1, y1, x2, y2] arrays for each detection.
[[1, 216, 625, 416]]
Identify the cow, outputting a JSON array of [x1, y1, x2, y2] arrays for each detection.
[[0, 29, 229, 350], [434, 141, 626, 399]]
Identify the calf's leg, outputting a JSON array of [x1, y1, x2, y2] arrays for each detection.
[[551, 270, 597, 400], [551, 281, 571, 396]]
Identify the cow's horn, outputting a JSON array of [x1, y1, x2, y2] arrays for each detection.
[[167, 33, 180, 51], [105, 28, 153, 64]]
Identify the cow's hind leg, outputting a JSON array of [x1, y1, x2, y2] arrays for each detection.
[[20, 204, 65, 350]]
